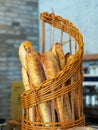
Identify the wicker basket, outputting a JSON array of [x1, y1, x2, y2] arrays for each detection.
[[21, 12, 85, 130]]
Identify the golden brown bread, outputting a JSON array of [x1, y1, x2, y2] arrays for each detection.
[[42, 51, 66, 122], [18, 41, 35, 122], [42, 51, 60, 79], [65, 52, 72, 65], [19, 41, 32, 70], [51, 43, 65, 70], [74, 66, 82, 119], [65, 53, 82, 120], [26, 48, 46, 89], [26, 47, 51, 125], [51, 43, 72, 122], [19, 41, 52, 125], [65, 52, 75, 120]]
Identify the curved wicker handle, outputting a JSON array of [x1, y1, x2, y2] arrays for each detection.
[[40, 12, 84, 54]]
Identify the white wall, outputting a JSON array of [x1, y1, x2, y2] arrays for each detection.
[[39, 0, 98, 54]]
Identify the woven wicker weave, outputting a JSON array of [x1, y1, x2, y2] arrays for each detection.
[[21, 12, 85, 130]]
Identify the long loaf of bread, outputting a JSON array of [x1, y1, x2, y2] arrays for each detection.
[[74, 66, 82, 120], [51, 43, 72, 122], [42, 51, 65, 122], [18, 41, 35, 121], [65, 52, 82, 120], [25, 45, 51, 125], [65, 53, 75, 121]]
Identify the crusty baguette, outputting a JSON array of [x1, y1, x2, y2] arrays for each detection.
[[42, 51, 65, 122], [18, 41, 35, 122], [51, 43, 65, 70], [66, 53, 83, 120], [65, 53, 75, 121], [26, 48, 45, 88], [19, 41, 32, 71], [25, 47, 51, 125], [42, 51, 60, 79], [74, 66, 83, 119], [51, 43, 72, 122]]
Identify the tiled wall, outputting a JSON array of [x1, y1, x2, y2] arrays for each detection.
[[0, 0, 39, 119]]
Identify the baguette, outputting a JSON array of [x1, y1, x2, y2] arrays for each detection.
[[51, 43, 65, 70], [51, 43, 72, 122], [65, 53, 75, 120], [19, 41, 32, 70], [42, 51, 65, 122], [65, 53, 82, 120], [18, 41, 35, 122], [25, 46, 51, 125], [74, 66, 83, 119]]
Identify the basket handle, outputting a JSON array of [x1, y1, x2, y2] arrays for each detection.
[[40, 12, 84, 51]]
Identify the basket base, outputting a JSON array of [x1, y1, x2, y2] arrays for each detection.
[[21, 114, 85, 130]]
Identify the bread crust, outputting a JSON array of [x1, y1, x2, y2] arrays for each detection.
[[18, 41, 35, 122], [51, 43, 72, 122], [26, 47, 51, 124], [65, 53, 75, 120], [42, 51, 66, 122]]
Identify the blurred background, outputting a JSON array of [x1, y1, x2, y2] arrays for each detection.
[[0, 0, 39, 123], [0, 0, 98, 128]]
